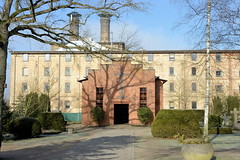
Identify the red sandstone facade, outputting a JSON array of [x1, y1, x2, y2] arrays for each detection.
[[79, 60, 166, 126]]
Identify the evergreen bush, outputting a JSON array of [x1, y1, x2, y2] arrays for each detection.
[[209, 115, 221, 128], [208, 127, 232, 134], [137, 106, 153, 125], [9, 117, 41, 139], [90, 106, 105, 124], [38, 112, 66, 131], [151, 110, 202, 138]]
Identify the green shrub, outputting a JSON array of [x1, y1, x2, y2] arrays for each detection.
[[90, 106, 105, 124], [137, 106, 153, 125], [38, 112, 66, 131], [209, 127, 232, 134], [2, 105, 13, 134], [151, 110, 202, 138], [209, 115, 221, 128], [9, 117, 41, 139]]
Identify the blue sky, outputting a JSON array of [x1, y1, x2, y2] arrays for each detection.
[[5, 1, 192, 99]]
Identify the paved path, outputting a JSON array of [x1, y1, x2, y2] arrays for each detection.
[[1, 125, 240, 160]]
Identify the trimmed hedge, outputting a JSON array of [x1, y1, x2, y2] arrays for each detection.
[[9, 117, 41, 139], [209, 127, 232, 134], [38, 112, 66, 131], [137, 106, 153, 125], [151, 110, 203, 138]]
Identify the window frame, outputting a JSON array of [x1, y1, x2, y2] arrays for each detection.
[[65, 82, 71, 93], [22, 83, 28, 92], [192, 83, 197, 92], [169, 53, 175, 61], [65, 54, 71, 62], [96, 87, 104, 108], [169, 101, 174, 109], [44, 67, 50, 76], [22, 54, 29, 62], [169, 83, 174, 92], [216, 53, 222, 62], [191, 53, 197, 61], [64, 101, 71, 109], [45, 54, 51, 62], [65, 67, 71, 76], [215, 85, 223, 92], [192, 67, 196, 76], [148, 53, 154, 61], [192, 101, 197, 109], [169, 67, 174, 75], [140, 87, 147, 107], [22, 67, 28, 76], [216, 70, 222, 77], [86, 54, 92, 62], [44, 83, 50, 93]]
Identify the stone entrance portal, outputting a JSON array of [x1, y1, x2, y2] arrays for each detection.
[[114, 104, 129, 124]]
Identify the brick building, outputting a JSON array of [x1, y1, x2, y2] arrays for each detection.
[[79, 60, 166, 125]]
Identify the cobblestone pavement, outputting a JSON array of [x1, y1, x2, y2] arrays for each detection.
[[1, 125, 240, 160]]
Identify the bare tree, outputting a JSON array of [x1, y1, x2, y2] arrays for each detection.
[[117, 23, 142, 50], [0, 0, 146, 149]]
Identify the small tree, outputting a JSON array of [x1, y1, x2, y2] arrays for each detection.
[[14, 92, 51, 118], [211, 96, 224, 115], [39, 94, 51, 112], [226, 95, 240, 114], [137, 106, 153, 125], [90, 106, 105, 125]]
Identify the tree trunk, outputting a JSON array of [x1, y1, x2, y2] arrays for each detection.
[[0, 24, 9, 150], [203, 0, 211, 142]]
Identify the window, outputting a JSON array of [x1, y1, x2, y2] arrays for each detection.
[[65, 54, 71, 62], [237, 53, 240, 60], [192, 101, 197, 109], [96, 87, 103, 108], [106, 53, 112, 61], [216, 85, 223, 92], [85, 67, 90, 77], [65, 101, 70, 109], [148, 53, 154, 61], [169, 101, 174, 109], [169, 53, 175, 61], [169, 67, 174, 75], [192, 67, 196, 76], [22, 54, 29, 62], [86, 54, 92, 62], [44, 83, 49, 92], [216, 70, 222, 77], [216, 53, 221, 62], [140, 88, 147, 107], [65, 83, 71, 93], [127, 53, 132, 58], [170, 83, 174, 92], [192, 83, 197, 92], [45, 54, 51, 62], [65, 67, 71, 76], [22, 67, 28, 76], [44, 67, 50, 76], [22, 83, 28, 92], [191, 53, 197, 61]]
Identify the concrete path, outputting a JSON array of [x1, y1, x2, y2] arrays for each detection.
[[1, 125, 240, 160]]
